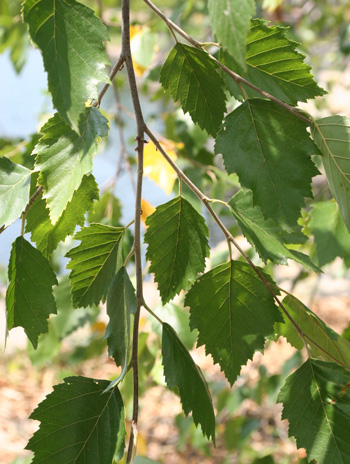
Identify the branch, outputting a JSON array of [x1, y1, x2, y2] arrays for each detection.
[[143, 0, 311, 125]]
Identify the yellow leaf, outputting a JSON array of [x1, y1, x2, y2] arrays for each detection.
[[130, 25, 143, 40], [141, 199, 156, 225], [143, 140, 177, 195]]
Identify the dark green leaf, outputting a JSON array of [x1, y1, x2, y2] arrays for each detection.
[[239, 19, 326, 104], [66, 223, 124, 308], [26, 376, 125, 464], [23, 0, 110, 130], [0, 157, 31, 227], [105, 267, 136, 387], [162, 323, 215, 441], [88, 191, 121, 226], [311, 116, 350, 232], [186, 260, 282, 384], [275, 295, 350, 367], [6, 237, 58, 348], [160, 43, 226, 136], [309, 200, 350, 267], [215, 99, 320, 231], [145, 196, 209, 304], [208, 0, 255, 71], [229, 190, 319, 271], [26, 175, 99, 258], [278, 359, 350, 464], [34, 109, 108, 224]]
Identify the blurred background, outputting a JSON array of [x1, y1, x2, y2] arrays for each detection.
[[1, 0, 350, 463]]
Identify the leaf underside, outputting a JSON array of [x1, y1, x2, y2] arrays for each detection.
[[26, 376, 125, 464], [66, 223, 124, 308], [186, 260, 282, 385], [145, 196, 210, 304], [23, 0, 110, 130]]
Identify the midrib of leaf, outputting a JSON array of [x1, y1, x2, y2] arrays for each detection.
[[0, 165, 30, 198], [246, 100, 283, 212], [163, 198, 182, 297], [181, 47, 217, 131]]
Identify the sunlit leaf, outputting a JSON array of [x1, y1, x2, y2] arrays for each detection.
[[186, 260, 282, 384], [160, 43, 226, 136], [34, 109, 108, 223], [141, 198, 156, 225], [26, 376, 125, 464], [6, 237, 57, 348], [0, 157, 31, 227], [26, 175, 99, 258], [145, 196, 209, 303], [23, 0, 110, 130], [162, 323, 215, 441]]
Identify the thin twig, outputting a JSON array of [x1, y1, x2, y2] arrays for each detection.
[[93, 55, 126, 108], [143, 0, 311, 125]]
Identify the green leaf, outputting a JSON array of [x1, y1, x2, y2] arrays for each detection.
[[105, 267, 136, 387], [278, 359, 350, 464], [160, 43, 226, 136], [185, 260, 282, 384], [311, 116, 350, 232], [26, 175, 99, 258], [231, 19, 326, 104], [0, 157, 31, 227], [26, 376, 125, 464], [145, 196, 209, 304], [34, 109, 108, 224], [208, 0, 255, 71], [309, 200, 350, 267], [275, 295, 350, 367], [215, 99, 320, 230], [228, 190, 319, 271], [23, 0, 110, 130], [162, 322, 215, 441], [6, 237, 58, 348], [66, 223, 124, 308]]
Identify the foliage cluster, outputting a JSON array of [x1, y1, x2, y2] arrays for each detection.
[[1, 0, 350, 463]]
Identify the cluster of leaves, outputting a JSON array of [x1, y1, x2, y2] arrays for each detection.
[[1, 0, 350, 463]]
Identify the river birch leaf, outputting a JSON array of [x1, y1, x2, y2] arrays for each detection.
[[144, 196, 210, 304], [278, 359, 350, 464], [34, 109, 108, 224], [23, 0, 110, 131], [105, 267, 136, 388], [275, 295, 350, 367], [229, 190, 319, 271], [6, 237, 58, 348], [160, 43, 226, 136], [215, 99, 320, 231], [26, 175, 99, 258], [208, 0, 255, 72], [241, 19, 326, 104], [26, 376, 125, 464], [66, 224, 124, 308], [311, 116, 350, 232], [186, 260, 282, 385], [0, 157, 31, 227], [162, 323, 215, 442]]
